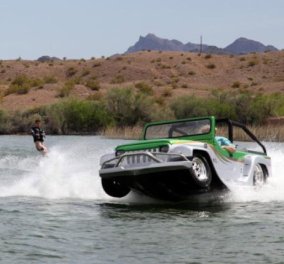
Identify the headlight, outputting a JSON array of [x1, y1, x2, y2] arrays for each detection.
[[159, 145, 169, 153], [115, 150, 125, 156]]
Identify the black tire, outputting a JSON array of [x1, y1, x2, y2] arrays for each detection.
[[253, 164, 266, 187], [101, 178, 131, 198], [190, 154, 212, 188]]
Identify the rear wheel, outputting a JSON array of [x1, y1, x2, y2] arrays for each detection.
[[253, 164, 266, 187], [101, 179, 130, 198], [190, 155, 212, 188]]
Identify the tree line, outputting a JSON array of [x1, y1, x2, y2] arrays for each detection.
[[0, 87, 283, 135]]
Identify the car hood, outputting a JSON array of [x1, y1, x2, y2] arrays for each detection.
[[115, 138, 203, 152]]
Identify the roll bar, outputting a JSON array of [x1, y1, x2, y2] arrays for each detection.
[[216, 118, 267, 154]]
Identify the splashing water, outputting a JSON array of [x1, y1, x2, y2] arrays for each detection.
[[0, 141, 111, 200], [0, 138, 283, 203], [226, 144, 284, 203]]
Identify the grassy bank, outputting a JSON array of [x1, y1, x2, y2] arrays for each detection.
[[1, 87, 284, 141]]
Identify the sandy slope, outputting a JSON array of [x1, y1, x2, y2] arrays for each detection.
[[0, 50, 283, 111]]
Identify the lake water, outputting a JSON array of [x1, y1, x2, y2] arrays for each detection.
[[0, 136, 284, 264]]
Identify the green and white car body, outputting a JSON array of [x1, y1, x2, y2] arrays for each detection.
[[99, 116, 271, 201]]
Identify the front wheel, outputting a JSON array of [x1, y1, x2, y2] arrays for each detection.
[[253, 164, 266, 187], [101, 179, 130, 198], [190, 155, 212, 188]]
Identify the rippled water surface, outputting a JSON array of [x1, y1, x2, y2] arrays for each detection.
[[0, 136, 284, 264]]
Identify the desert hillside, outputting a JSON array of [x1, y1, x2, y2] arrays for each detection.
[[0, 50, 283, 111]]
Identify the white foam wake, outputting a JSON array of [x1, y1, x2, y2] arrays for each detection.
[[227, 145, 284, 203], [0, 145, 110, 200], [0, 141, 283, 203]]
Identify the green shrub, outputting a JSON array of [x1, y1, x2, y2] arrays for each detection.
[[0, 109, 10, 133], [105, 87, 160, 126], [43, 99, 113, 134], [171, 96, 209, 118], [170, 90, 281, 125]]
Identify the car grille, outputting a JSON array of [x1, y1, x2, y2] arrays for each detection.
[[122, 148, 159, 166]]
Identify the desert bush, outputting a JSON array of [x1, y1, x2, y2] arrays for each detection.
[[206, 63, 216, 69], [43, 76, 58, 84], [111, 75, 125, 84], [57, 81, 75, 98], [161, 64, 171, 69], [248, 60, 257, 67], [204, 54, 212, 59], [135, 82, 154, 95], [86, 79, 100, 91], [66, 67, 77, 77], [231, 81, 241, 88], [5, 75, 43, 95], [81, 69, 90, 77], [162, 87, 173, 97], [93, 62, 101, 67], [86, 92, 103, 101]]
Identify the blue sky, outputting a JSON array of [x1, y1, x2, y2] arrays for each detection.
[[0, 0, 283, 59]]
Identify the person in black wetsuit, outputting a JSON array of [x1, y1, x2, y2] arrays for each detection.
[[31, 119, 48, 154]]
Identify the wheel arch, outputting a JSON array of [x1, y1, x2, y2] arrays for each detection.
[[259, 163, 269, 180], [192, 149, 227, 190]]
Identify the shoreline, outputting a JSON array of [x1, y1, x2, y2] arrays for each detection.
[[0, 124, 283, 142], [101, 125, 284, 142]]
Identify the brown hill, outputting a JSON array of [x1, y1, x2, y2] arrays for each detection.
[[0, 51, 283, 111]]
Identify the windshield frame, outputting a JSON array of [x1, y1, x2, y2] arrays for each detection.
[[143, 117, 214, 140]]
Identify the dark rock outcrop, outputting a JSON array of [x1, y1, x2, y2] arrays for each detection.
[[37, 56, 61, 62]]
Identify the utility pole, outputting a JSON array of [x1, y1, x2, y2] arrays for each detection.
[[199, 35, 203, 55]]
